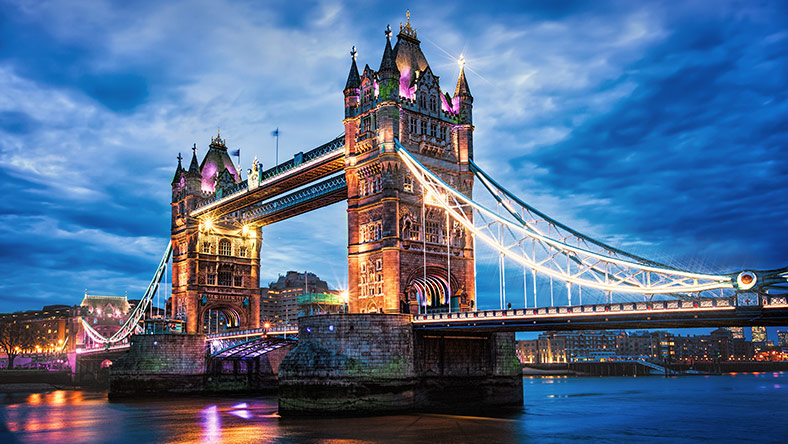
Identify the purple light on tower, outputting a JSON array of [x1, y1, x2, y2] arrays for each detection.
[[399, 68, 415, 100]]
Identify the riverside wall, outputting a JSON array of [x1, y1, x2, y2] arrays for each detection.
[[278, 313, 523, 416]]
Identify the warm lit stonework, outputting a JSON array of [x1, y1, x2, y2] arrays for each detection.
[[343, 18, 476, 315], [170, 134, 261, 334]]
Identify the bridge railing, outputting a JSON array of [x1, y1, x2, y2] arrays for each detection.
[[205, 325, 298, 340], [191, 135, 344, 216], [413, 294, 787, 323], [241, 175, 346, 223]]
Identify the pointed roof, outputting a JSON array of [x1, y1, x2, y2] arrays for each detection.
[[345, 47, 360, 90], [171, 153, 184, 184], [379, 38, 398, 73], [454, 66, 471, 98], [200, 131, 239, 192], [188, 144, 201, 175]]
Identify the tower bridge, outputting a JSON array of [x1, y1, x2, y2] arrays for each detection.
[[87, 15, 788, 414]]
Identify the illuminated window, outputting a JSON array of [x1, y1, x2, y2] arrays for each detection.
[[218, 271, 232, 287], [376, 259, 382, 271], [218, 239, 232, 256], [202, 242, 213, 254], [403, 176, 414, 193], [239, 246, 248, 257]]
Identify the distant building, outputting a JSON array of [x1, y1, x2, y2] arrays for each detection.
[[516, 328, 757, 365], [778, 330, 788, 347], [724, 327, 744, 339], [260, 271, 344, 327], [0, 304, 81, 358], [752, 326, 767, 343]]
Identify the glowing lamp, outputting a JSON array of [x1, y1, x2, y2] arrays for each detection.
[[203, 219, 214, 231], [737, 271, 757, 290], [263, 322, 270, 329], [242, 225, 249, 236]]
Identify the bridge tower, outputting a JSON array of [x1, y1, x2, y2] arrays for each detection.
[[344, 17, 476, 314], [170, 134, 261, 334]]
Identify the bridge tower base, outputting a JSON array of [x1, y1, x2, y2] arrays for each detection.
[[278, 314, 523, 416]]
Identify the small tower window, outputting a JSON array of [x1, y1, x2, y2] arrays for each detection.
[[234, 276, 243, 287], [202, 242, 213, 254], [239, 246, 248, 257], [218, 239, 232, 256], [403, 176, 414, 193], [218, 271, 232, 287], [409, 116, 417, 134], [429, 96, 437, 112]]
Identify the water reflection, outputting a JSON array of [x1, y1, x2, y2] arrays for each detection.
[[1, 373, 786, 444]]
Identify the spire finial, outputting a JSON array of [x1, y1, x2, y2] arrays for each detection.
[[177, 152, 183, 163], [459, 54, 466, 69], [350, 46, 357, 61], [192, 143, 197, 154], [217, 127, 221, 137], [385, 24, 392, 41], [399, 10, 417, 39]]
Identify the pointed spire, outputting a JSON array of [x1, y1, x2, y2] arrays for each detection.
[[344, 46, 360, 90], [454, 56, 471, 98], [171, 152, 185, 184], [188, 143, 201, 175], [379, 25, 398, 73]]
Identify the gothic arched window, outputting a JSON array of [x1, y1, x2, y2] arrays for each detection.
[[218, 239, 232, 256]]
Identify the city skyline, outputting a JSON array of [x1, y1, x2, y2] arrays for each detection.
[[1, 0, 786, 316]]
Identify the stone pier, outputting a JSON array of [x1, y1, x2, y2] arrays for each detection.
[[278, 313, 523, 416]]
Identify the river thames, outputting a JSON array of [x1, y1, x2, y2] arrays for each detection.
[[1, 372, 785, 443]]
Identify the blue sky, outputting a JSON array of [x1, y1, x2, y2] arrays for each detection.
[[0, 1, 786, 337]]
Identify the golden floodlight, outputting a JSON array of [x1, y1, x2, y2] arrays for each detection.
[[242, 225, 249, 236], [202, 219, 214, 232], [264, 322, 270, 329]]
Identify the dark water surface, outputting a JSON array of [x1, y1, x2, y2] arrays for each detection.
[[1, 373, 786, 443]]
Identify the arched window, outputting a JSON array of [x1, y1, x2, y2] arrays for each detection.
[[429, 96, 437, 112], [218, 239, 232, 256], [239, 246, 248, 257]]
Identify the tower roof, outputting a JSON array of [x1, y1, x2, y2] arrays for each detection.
[[379, 25, 398, 73], [200, 130, 239, 192], [171, 153, 184, 184], [344, 47, 360, 90], [454, 65, 472, 98], [187, 144, 201, 176]]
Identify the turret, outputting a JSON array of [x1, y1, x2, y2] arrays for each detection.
[[378, 25, 399, 102], [454, 58, 473, 125], [454, 58, 474, 163], [344, 46, 361, 119]]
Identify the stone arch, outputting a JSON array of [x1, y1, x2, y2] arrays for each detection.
[[200, 305, 243, 334], [405, 266, 460, 310]]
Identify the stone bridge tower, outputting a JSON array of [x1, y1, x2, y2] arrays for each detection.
[[170, 133, 261, 334], [344, 17, 475, 314]]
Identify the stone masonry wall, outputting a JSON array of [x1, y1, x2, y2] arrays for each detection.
[[109, 334, 207, 397], [278, 313, 416, 415]]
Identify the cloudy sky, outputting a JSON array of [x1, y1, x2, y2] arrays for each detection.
[[0, 0, 786, 337]]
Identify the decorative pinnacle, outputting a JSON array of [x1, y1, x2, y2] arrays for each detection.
[[177, 152, 183, 162], [459, 54, 466, 69], [351, 46, 357, 61], [399, 10, 417, 39], [192, 143, 197, 154], [385, 24, 392, 40]]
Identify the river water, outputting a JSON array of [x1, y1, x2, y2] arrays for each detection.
[[1, 373, 786, 443]]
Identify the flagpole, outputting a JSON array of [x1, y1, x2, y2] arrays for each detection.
[[275, 128, 279, 165]]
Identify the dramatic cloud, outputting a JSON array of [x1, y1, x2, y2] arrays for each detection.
[[0, 0, 785, 326]]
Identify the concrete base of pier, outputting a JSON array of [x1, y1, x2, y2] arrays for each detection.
[[278, 314, 523, 416]]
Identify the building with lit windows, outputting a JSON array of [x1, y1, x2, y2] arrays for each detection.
[[260, 271, 343, 327], [751, 326, 767, 343]]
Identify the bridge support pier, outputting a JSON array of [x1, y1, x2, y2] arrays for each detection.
[[278, 314, 522, 416]]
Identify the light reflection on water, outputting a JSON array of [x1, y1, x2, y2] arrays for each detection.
[[0, 372, 786, 444]]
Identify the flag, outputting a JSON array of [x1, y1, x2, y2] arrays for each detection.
[[271, 128, 280, 137], [230, 149, 240, 157]]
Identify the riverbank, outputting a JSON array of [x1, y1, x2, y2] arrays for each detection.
[[523, 361, 788, 376]]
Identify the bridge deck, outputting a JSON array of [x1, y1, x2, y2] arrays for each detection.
[[192, 136, 345, 218], [413, 296, 788, 332]]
